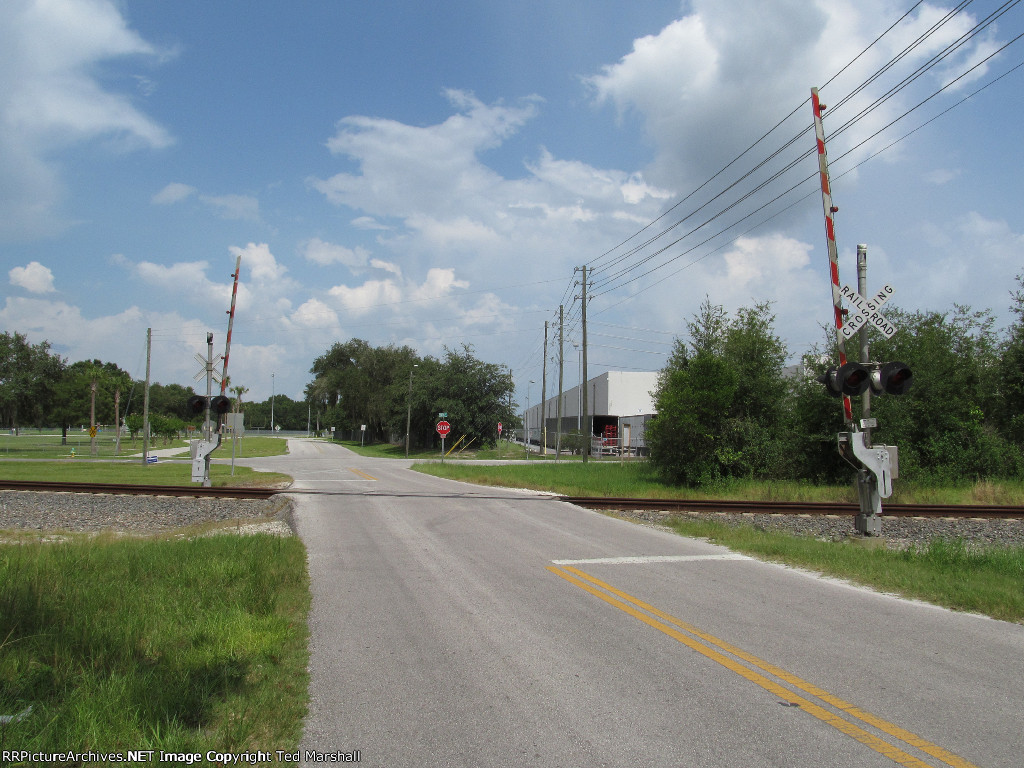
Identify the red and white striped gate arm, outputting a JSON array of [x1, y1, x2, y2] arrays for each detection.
[[811, 87, 853, 424], [221, 254, 242, 395]]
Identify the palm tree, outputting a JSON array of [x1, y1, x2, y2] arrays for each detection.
[[230, 384, 249, 413]]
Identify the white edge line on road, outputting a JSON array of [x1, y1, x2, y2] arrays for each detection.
[[551, 554, 754, 565]]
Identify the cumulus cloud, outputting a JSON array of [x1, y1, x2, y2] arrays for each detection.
[[9, 261, 55, 293], [0, 0, 172, 239], [587, 0, 1001, 188], [309, 88, 674, 297], [301, 238, 370, 269], [230, 242, 289, 285], [328, 280, 404, 316], [290, 298, 339, 329]]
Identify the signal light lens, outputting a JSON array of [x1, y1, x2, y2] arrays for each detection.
[[187, 395, 207, 415], [876, 361, 913, 395], [210, 395, 231, 415], [818, 362, 871, 397]]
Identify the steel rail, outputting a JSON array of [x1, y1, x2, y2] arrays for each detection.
[[559, 496, 1024, 520], [2, 481, 1022, 519], [0, 480, 280, 500]]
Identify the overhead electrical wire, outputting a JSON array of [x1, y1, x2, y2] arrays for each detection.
[[579, 0, 1021, 307]]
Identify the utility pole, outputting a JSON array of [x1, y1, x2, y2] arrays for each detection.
[[542, 320, 548, 457], [405, 364, 417, 458], [556, 305, 564, 460], [89, 380, 97, 456], [114, 388, 121, 456], [579, 265, 590, 463], [142, 328, 151, 465]]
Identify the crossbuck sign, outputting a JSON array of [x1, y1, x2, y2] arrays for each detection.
[[839, 283, 897, 340]]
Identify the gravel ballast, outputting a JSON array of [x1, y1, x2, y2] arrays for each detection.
[[0, 490, 293, 537], [610, 509, 1024, 550]]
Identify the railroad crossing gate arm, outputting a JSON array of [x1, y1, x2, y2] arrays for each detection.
[[838, 432, 893, 498]]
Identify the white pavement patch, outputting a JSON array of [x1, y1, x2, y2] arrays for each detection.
[[551, 554, 753, 565]]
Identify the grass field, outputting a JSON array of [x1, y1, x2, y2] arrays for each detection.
[[0, 532, 310, 753], [0, 431, 289, 461], [0, 435, 293, 487], [412, 459, 1024, 506]]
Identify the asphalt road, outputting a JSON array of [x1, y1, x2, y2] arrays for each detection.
[[243, 439, 1023, 768]]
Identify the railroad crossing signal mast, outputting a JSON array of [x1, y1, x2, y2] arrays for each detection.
[[188, 333, 228, 486], [811, 89, 913, 535]]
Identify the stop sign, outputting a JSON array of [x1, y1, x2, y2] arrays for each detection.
[[436, 420, 451, 436]]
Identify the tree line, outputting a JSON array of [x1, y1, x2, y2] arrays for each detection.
[[646, 275, 1024, 486], [0, 332, 519, 451], [0, 333, 309, 441], [305, 339, 519, 449]]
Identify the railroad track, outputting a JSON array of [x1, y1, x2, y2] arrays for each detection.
[[0, 480, 280, 500], [2, 481, 1022, 518], [559, 496, 1024, 519]]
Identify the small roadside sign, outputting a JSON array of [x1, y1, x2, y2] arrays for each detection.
[[497, 422, 502, 435], [436, 420, 451, 437]]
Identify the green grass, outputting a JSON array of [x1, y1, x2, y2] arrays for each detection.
[[0, 432, 290, 461], [0, 435, 293, 487], [0, 533, 310, 753], [413, 459, 1024, 505], [661, 516, 1024, 623], [0, 460, 291, 488], [414, 460, 860, 500], [0, 430, 186, 459]]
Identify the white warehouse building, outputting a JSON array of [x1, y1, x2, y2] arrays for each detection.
[[524, 371, 659, 455]]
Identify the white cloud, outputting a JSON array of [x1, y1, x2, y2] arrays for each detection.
[[351, 216, 391, 231], [328, 279, 404, 316], [411, 268, 471, 302], [136, 259, 211, 288], [231, 242, 289, 285], [0, 0, 172, 239], [370, 259, 402, 276], [152, 182, 197, 204], [721, 234, 812, 286], [9, 261, 55, 293], [586, 0, 1000, 188], [0, 296, 146, 365], [312, 90, 539, 221], [301, 238, 370, 269], [290, 298, 339, 329]]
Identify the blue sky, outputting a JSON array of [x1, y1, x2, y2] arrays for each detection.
[[3, 0, 1024, 409]]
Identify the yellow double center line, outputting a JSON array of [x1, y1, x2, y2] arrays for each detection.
[[347, 467, 377, 480], [548, 564, 978, 768]]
